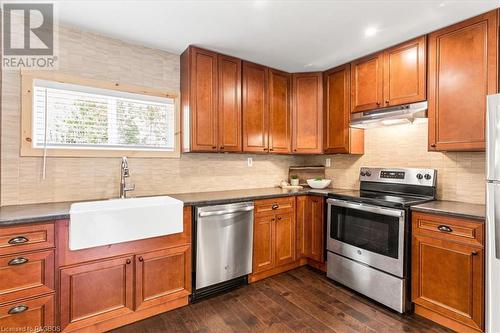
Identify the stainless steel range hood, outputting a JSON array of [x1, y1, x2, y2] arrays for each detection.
[[350, 101, 428, 129]]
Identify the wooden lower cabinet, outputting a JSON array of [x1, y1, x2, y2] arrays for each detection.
[[59, 255, 135, 331], [250, 198, 298, 281], [412, 212, 484, 333], [0, 294, 55, 332], [296, 196, 325, 263], [135, 245, 191, 311]]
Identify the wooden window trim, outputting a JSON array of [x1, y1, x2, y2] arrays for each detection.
[[20, 71, 181, 158]]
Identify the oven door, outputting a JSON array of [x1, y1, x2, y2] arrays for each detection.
[[327, 198, 405, 277]]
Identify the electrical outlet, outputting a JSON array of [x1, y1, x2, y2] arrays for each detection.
[[247, 157, 253, 167], [325, 158, 331, 167]]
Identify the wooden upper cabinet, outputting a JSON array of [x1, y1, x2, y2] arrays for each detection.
[[218, 55, 242, 152], [384, 36, 426, 106], [243, 61, 269, 153], [323, 64, 364, 154], [181, 47, 242, 152], [292, 72, 323, 154], [428, 10, 498, 151], [182, 47, 218, 152], [268, 69, 291, 153], [351, 53, 384, 113]]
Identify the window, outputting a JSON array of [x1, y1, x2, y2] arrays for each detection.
[[21, 72, 180, 157]]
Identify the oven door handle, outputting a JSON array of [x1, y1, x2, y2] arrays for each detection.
[[326, 198, 404, 217]]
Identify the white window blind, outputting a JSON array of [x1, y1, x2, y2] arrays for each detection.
[[32, 79, 175, 151]]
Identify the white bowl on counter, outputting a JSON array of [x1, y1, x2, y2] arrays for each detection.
[[306, 179, 332, 189]]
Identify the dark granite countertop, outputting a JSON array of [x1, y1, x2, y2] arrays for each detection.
[[0, 187, 349, 226], [411, 200, 485, 221]]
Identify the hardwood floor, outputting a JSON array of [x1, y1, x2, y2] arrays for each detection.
[[111, 266, 452, 333]]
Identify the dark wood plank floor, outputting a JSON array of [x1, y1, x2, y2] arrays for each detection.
[[111, 266, 452, 333]]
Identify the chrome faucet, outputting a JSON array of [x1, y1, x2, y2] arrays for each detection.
[[119, 157, 135, 198]]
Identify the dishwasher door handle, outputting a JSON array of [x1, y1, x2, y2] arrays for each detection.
[[198, 206, 254, 217]]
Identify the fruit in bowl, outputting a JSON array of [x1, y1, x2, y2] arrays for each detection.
[[307, 178, 332, 189]]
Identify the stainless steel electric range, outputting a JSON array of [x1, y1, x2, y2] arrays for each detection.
[[326, 167, 436, 313]]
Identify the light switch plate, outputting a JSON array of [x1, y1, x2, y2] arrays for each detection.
[[325, 158, 331, 167], [247, 157, 253, 167]]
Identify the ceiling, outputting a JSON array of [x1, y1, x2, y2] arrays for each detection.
[[56, 0, 500, 72]]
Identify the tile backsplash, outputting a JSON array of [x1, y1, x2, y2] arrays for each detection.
[[306, 122, 486, 204], [0, 23, 486, 206]]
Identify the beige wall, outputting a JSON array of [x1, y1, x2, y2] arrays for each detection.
[[1, 25, 303, 206], [307, 122, 486, 204], [1, 24, 486, 206]]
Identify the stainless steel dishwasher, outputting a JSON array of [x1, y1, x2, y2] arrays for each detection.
[[192, 202, 254, 301]]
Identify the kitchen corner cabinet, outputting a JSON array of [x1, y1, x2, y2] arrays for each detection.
[[427, 10, 498, 151], [181, 46, 242, 152], [242, 62, 291, 153], [296, 196, 325, 262], [292, 72, 323, 154], [351, 36, 426, 113], [251, 197, 296, 280], [323, 64, 364, 154], [412, 212, 484, 333]]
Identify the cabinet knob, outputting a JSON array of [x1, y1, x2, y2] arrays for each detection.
[[269, 148, 274, 152], [430, 144, 436, 148], [277, 216, 282, 221], [126, 259, 131, 264], [385, 100, 389, 104], [437, 225, 453, 233], [263, 148, 268, 151], [472, 251, 478, 256], [138, 256, 144, 262], [212, 146, 217, 149], [8, 236, 28, 245], [271, 203, 279, 210], [271, 218, 275, 222], [220, 146, 224, 150], [8, 305, 28, 315], [8, 257, 29, 266], [376, 102, 381, 106]]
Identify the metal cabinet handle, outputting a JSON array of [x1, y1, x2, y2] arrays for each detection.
[[271, 204, 279, 210], [126, 259, 131, 264], [8, 236, 29, 245], [8, 305, 28, 315], [138, 257, 144, 262], [472, 251, 478, 256], [8, 257, 29, 266], [437, 225, 453, 233]]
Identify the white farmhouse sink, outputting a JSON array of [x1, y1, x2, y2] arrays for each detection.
[[69, 196, 183, 250]]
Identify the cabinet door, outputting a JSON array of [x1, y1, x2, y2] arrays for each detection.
[[59, 255, 134, 331], [243, 61, 269, 153], [135, 245, 191, 311], [428, 11, 497, 151], [383, 36, 426, 106], [351, 53, 384, 113], [412, 234, 484, 331], [252, 215, 274, 273], [292, 72, 323, 154], [0, 294, 54, 331], [324, 64, 364, 154], [218, 55, 242, 152], [308, 196, 325, 262], [268, 69, 291, 153], [296, 196, 307, 258], [275, 212, 296, 267], [190, 47, 218, 152]]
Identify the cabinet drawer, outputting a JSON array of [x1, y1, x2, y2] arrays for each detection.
[[0, 223, 54, 256], [0, 294, 55, 332], [412, 212, 483, 246], [0, 250, 54, 304], [255, 197, 295, 216]]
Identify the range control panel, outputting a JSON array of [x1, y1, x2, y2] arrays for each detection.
[[380, 171, 405, 179], [359, 167, 437, 187]]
